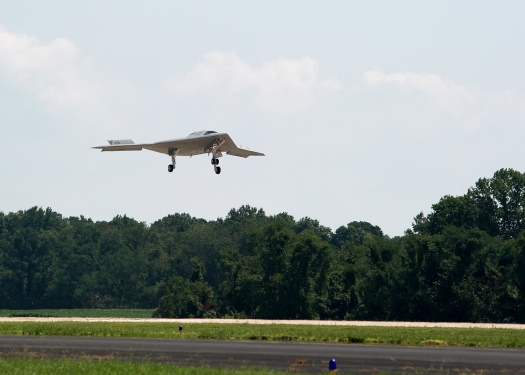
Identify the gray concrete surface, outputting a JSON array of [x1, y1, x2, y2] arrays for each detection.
[[1, 335, 524, 373]]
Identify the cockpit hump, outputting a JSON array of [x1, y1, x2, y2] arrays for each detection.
[[188, 130, 217, 137]]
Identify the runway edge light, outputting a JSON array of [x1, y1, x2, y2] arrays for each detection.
[[329, 358, 337, 373]]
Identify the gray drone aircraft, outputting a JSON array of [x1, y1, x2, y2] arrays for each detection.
[[92, 130, 264, 174]]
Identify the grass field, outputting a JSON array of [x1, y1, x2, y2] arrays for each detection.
[[0, 309, 154, 318], [0, 321, 524, 347], [0, 358, 289, 375], [1, 311, 523, 375], [1, 309, 525, 348]]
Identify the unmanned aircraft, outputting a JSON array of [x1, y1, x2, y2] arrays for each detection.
[[92, 130, 264, 174]]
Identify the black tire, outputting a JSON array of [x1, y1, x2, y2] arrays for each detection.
[[168, 164, 174, 172], [215, 158, 219, 165], [215, 166, 221, 174]]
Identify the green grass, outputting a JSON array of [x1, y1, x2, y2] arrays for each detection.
[[0, 358, 289, 375], [0, 321, 524, 348], [0, 309, 154, 318]]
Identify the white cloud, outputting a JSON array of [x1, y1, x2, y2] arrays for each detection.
[[318, 78, 345, 92], [362, 68, 525, 138], [0, 26, 104, 114], [167, 51, 342, 114], [363, 68, 476, 112], [0, 26, 141, 132]]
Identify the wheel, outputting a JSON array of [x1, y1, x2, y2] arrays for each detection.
[[211, 158, 215, 165], [215, 158, 219, 165], [168, 164, 174, 172], [215, 166, 221, 174]]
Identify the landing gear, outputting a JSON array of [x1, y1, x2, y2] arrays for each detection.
[[211, 153, 221, 174], [164, 140, 226, 175], [205, 137, 225, 175], [212, 158, 221, 174], [168, 148, 178, 173]]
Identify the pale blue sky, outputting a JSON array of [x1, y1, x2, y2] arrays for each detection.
[[1, 1, 525, 236]]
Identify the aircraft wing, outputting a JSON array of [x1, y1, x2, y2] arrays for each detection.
[[215, 133, 265, 158], [145, 133, 265, 158], [94, 133, 264, 157], [226, 147, 265, 158], [92, 139, 148, 152]]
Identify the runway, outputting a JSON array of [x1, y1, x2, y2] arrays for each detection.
[[1, 335, 524, 374]]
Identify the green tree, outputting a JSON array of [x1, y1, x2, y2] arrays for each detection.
[[470, 168, 525, 238], [332, 221, 384, 249], [153, 258, 216, 318], [284, 230, 331, 319], [0, 208, 67, 308]]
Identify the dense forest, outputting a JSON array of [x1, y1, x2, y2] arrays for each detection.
[[2, 168, 525, 323]]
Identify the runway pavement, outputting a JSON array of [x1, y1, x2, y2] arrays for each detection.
[[1, 335, 524, 374]]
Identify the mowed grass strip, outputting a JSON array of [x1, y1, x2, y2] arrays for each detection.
[[0, 358, 287, 375], [0, 309, 154, 318], [0, 322, 524, 347]]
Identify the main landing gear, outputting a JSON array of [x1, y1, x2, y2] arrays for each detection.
[[211, 157, 221, 174], [207, 138, 224, 175]]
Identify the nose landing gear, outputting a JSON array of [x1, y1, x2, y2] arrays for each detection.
[[168, 148, 177, 173]]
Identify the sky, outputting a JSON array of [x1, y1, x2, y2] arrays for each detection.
[[1, 1, 525, 237]]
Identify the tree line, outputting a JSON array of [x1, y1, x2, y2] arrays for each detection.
[[2, 168, 525, 322]]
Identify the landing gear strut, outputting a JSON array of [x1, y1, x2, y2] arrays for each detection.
[[206, 138, 225, 175], [168, 148, 178, 173]]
